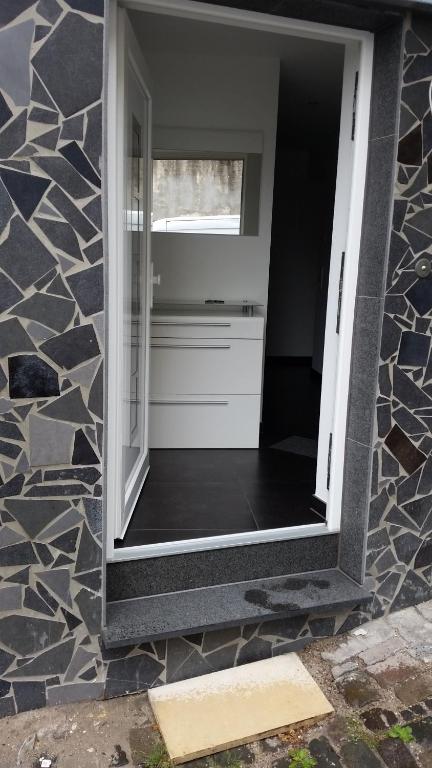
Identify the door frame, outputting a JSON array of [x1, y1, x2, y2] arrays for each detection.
[[105, 0, 374, 561], [106, 3, 153, 548]]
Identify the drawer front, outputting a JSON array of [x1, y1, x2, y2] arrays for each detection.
[[150, 338, 263, 395], [150, 315, 264, 340], [149, 395, 260, 448]]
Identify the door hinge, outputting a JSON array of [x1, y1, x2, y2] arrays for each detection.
[[336, 251, 345, 334], [351, 70, 359, 140], [327, 432, 333, 490]]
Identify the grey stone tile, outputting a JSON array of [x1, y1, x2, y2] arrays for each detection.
[[346, 297, 383, 446], [47, 681, 103, 706], [82, 196, 101, 228], [0, 273, 23, 314], [75, 523, 102, 573], [0, 167, 50, 221], [38, 386, 93, 424], [32, 13, 103, 118], [40, 324, 100, 370], [83, 103, 102, 173], [60, 114, 84, 141], [60, 141, 100, 188], [12, 293, 75, 333], [37, 0, 62, 23], [29, 414, 74, 466], [39, 508, 83, 542], [0, 179, 14, 235], [339, 438, 372, 582], [65, 646, 96, 682], [35, 217, 82, 260], [67, 263, 103, 316], [0, 319, 35, 358], [0, 216, 57, 290], [0, 111, 27, 158], [83, 238, 102, 264], [9, 638, 75, 679], [13, 681, 46, 712], [26, 321, 56, 343], [74, 588, 101, 634], [29, 106, 58, 125], [36, 568, 72, 608], [67, 359, 99, 389], [88, 362, 103, 419], [0, 585, 22, 611], [5, 498, 70, 538], [35, 156, 94, 200], [0, 527, 25, 549], [369, 21, 403, 141], [0, 20, 33, 107], [32, 126, 60, 151], [0, 615, 64, 656], [47, 185, 97, 242], [357, 136, 397, 298]]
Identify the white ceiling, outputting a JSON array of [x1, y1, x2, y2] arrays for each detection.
[[129, 10, 344, 138]]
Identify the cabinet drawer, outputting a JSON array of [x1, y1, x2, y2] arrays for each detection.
[[149, 395, 260, 448], [150, 315, 264, 340], [150, 338, 263, 395]]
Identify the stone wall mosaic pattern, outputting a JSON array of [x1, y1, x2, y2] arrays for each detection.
[[0, 0, 105, 715], [365, 13, 432, 617], [0, 1, 432, 716]]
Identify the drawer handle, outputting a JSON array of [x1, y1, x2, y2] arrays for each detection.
[[150, 344, 231, 350], [151, 321, 232, 327], [150, 399, 229, 405]]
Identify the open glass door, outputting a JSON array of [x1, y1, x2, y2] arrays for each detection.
[[110, 8, 152, 539]]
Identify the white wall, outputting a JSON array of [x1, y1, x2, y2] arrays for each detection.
[[144, 49, 280, 315]]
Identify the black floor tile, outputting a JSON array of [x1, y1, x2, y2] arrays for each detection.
[[232, 449, 317, 487], [121, 528, 253, 546], [245, 482, 322, 529], [148, 449, 238, 485], [128, 482, 256, 531]]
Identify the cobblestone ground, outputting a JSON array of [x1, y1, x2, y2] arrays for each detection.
[[2, 602, 432, 767]]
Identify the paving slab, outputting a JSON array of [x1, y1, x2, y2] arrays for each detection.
[[148, 655, 333, 763]]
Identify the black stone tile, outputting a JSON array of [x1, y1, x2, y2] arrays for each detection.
[[61, 608, 82, 631], [88, 362, 103, 418], [24, 586, 55, 616], [67, 263, 103, 316], [73, 570, 101, 592], [72, 428, 99, 465], [403, 80, 431, 122], [347, 297, 383, 445], [393, 365, 432, 409], [60, 141, 100, 188], [83, 498, 102, 536], [8, 355, 59, 398], [369, 21, 403, 141], [4, 567, 30, 585], [35, 216, 82, 260], [82, 196, 101, 229], [245, 483, 320, 529], [36, 582, 59, 614], [385, 424, 426, 474], [32, 13, 103, 118], [393, 531, 422, 564], [381, 315, 402, 361], [105, 654, 164, 695], [0, 180, 14, 237], [0, 474, 25, 500], [49, 527, 79, 554], [122, 528, 253, 546], [0, 439, 21, 459], [26, 483, 89, 497], [0, 168, 50, 222], [47, 274, 73, 300], [83, 238, 102, 265], [406, 276, 432, 316], [66, 0, 104, 14], [13, 681, 46, 713], [34, 24, 50, 42], [37, 0, 62, 23], [33, 126, 61, 152], [403, 495, 431, 527], [391, 569, 432, 611], [75, 588, 101, 634], [0, 92, 12, 130], [35, 542, 54, 566], [128, 482, 255, 532], [403, 224, 432, 255], [0, 111, 27, 159], [377, 404, 391, 438], [398, 124, 423, 166], [0, 216, 57, 290], [40, 324, 100, 370], [47, 185, 97, 242], [339, 438, 372, 582]]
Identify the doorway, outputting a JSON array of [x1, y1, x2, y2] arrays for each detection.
[[106, 0, 373, 561]]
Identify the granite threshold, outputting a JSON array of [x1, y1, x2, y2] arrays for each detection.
[[102, 567, 372, 647]]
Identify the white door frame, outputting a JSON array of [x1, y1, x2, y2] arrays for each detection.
[[106, 0, 374, 561]]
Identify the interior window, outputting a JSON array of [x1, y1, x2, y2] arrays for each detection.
[[152, 155, 261, 235]]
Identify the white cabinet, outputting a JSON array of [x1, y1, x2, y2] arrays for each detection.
[[149, 312, 264, 448]]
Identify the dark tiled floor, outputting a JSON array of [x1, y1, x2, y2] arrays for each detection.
[[118, 448, 324, 548]]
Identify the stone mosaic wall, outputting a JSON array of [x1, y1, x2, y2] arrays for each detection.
[[365, 13, 432, 617], [0, 0, 432, 716], [0, 0, 105, 715]]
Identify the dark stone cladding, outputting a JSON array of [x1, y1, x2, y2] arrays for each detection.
[[0, 0, 431, 715]]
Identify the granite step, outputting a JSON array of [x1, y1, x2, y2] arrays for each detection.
[[102, 567, 371, 647], [107, 533, 339, 601]]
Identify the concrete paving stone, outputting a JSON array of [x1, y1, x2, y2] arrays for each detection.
[[337, 673, 381, 708], [308, 736, 343, 767], [340, 741, 382, 768], [321, 637, 368, 664], [395, 673, 432, 705], [360, 707, 398, 732], [331, 661, 359, 680], [387, 605, 431, 643], [408, 643, 432, 662], [129, 726, 161, 766], [377, 737, 419, 768], [359, 634, 407, 666], [367, 652, 421, 687], [416, 601, 432, 621]]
